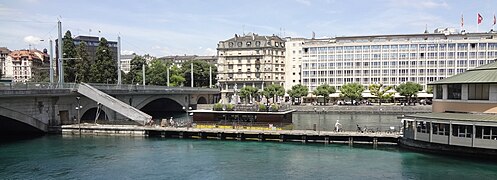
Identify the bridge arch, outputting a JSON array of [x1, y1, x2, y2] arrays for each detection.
[[197, 96, 208, 104], [0, 106, 47, 134], [135, 96, 186, 120], [81, 107, 109, 123]]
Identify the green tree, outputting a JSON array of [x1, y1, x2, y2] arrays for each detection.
[[123, 55, 147, 85], [312, 84, 335, 105], [182, 60, 217, 87], [369, 84, 395, 105], [239, 86, 259, 104], [287, 84, 309, 105], [169, 65, 185, 86], [89, 38, 117, 83], [340, 83, 365, 103], [74, 41, 91, 82], [396, 82, 423, 105], [62, 30, 77, 82], [30, 65, 50, 82], [262, 84, 285, 103], [146, 59, 168, 85], [426, 85, 433, 94]]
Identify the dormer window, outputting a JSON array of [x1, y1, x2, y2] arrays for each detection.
[[256, 41, 261, 47], [246, 42, 251, 47], [237, 42, 242, 47]]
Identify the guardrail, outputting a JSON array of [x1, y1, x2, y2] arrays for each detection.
[[0, 82, 220, 93]]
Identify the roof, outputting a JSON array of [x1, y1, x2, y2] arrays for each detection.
[[429, 61, 497, 85], [0, 47, 10, 54], [404, 112, 497, 123]]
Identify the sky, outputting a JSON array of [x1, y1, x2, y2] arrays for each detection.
[[1, 0, 496, 57]]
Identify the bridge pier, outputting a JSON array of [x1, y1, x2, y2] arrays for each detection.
[[198, 132, 207, 139], [324, 136, 330, 145], [279, 135, 286, 142], [348, 137, 354, 146], [302, 135, 307, 144], [236, 133, 245, 141], [258, 133, 265, 142], [217, 132, 225, 140]]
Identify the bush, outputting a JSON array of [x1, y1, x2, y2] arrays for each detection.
[[213, 103, 223, 111], [226, 104, 235, 111], [258, 104, 267, 112], [270, 104, 280, 112]]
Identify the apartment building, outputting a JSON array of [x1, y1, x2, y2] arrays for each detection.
[[4, 49, 49, 82], [217, 33, 285, 102]]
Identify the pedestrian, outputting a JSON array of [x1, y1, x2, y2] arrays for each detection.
[[335, 120, 341, 132]]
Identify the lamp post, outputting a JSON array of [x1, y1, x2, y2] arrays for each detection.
[[76, 96, 82, 135], [182, 106, 192, 127]]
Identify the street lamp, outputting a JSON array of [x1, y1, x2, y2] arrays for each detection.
[[182, 106, 192, 127], [76, 96, 82, 135]]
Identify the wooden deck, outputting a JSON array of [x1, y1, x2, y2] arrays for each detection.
[[61, 125, 400, 145]]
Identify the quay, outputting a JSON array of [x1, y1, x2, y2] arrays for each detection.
[[61, 124, 400, 145]]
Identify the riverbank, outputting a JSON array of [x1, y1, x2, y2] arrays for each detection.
[[197, 104, 432, 113]]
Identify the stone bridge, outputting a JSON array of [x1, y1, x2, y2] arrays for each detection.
[[0, 83, 219, 135]]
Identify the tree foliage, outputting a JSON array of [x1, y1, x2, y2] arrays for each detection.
[[74, 41, 91, 83], [287, 84, 309, 104], [426, 85, 433, 94], [181, 60, 217, 87], [340, 83, 365, 101], [146, 59, 167, 85], [239, 86, 259, 104], [62, 30, 77, 82], [369, 84, 395, 105], [89, 38, 117, 83], [396, 82, 423, 104], [312, 84, 335, 105], [125, 55, 147, 85], [262, 84, 285, 103]]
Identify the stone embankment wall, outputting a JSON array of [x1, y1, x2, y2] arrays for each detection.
[[197, 104, 432, 113]]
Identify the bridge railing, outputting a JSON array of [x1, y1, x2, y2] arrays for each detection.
[[0, 82, 219, 93], [0, 82, 78, 90]]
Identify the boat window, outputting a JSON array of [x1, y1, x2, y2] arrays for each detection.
[[452, 124, 472, 138]]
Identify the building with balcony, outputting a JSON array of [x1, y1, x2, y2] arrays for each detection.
[[217, 33, 285, 103], [284, 37, 307, 92], [4, 49, 49, 82], [300, 29, 497, 92], [401, 61, 497, 157], [0, 47, 11, 80]]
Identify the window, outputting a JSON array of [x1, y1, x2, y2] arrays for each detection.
[[432, 123, 449, 136], [435, 85, 443, 99], [447, 84, 461, 99], [468, 84, 489, 100], [476, 126, 497, 139], [452, 124, 473, 138]]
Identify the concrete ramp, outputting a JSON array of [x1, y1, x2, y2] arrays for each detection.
[[77, 83, 151, 125]]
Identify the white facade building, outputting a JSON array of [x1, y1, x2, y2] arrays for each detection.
[[300, 30, 497, 91], [120, 54, 135, 73], [4, 49, 48, 82], [217, 33, 286, 103], [284, 37, 306, 92]]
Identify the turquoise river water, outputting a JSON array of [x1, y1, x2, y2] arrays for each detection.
[[1, 135, 497, 180]]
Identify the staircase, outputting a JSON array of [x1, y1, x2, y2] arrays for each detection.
[[77, 83, 151, 125]]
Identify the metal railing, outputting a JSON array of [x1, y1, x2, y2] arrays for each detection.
[[0, 82, 219, 93]]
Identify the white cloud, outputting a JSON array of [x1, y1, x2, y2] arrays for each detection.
[[295, 0, 311, 6], [121, 50, 135, 55], [23, 35, 42, 45], [389, 0, 449, 9], [204, 48, 217, 56]]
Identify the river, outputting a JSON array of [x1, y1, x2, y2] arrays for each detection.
[[1, 135, 497, 179]]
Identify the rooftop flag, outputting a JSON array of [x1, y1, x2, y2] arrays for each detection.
[[494, 14, 496, 25], [478, 13, 483, 24], [461, 14, 464, 28]]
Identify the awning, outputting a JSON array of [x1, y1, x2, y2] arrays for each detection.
[[417, 92, 433, 98]]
